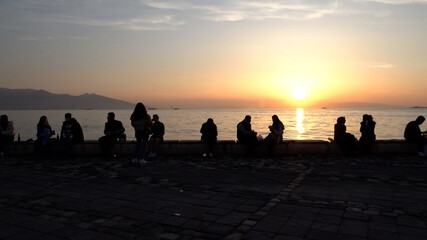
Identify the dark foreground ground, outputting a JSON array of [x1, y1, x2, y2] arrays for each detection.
[[1, 154, 427, 240]]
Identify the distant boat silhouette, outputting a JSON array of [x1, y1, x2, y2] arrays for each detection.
[[321, 107, 327, 109]]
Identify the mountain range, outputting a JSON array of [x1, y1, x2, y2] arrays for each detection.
[[0, 88, 134, 110]]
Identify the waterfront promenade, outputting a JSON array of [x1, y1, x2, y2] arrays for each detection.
[[1, 154, 427, 240]]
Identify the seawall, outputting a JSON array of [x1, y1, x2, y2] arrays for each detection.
[[2, 140, 418, 156]]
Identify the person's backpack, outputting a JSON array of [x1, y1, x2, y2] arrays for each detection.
[[131, 115, 151, 133]]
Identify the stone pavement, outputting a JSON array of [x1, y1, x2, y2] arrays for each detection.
[[1, 154, 427, 240]]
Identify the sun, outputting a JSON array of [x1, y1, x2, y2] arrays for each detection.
[[292, 86, 307, 100]]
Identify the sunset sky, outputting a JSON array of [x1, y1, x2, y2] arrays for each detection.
[[1, 0, 426, 108]]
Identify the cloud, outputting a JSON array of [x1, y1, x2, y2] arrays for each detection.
[[19, 36, 54, 41], [368, 62, 396, 68], [4, 0, 426, 33], [142, 0, 343, 22], [50, 15, 185, 31], [357, 0, 427, 4], [18, 35, 89, 41]]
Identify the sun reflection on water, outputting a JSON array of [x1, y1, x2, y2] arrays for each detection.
[[296, 108, 305, 139]]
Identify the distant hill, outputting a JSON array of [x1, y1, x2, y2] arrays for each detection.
[[0, 88, 134, 110], [313, 101, 396, 109]]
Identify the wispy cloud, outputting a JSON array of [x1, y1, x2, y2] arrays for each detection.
[[368, 62, 396, 68], [142, 0, 343, 22], [2, 0, 426, 33], [49, 15, 185, 31], [19, 35, 89, 41], [19, 36, 54, 41], [357, 0, 427, 4]]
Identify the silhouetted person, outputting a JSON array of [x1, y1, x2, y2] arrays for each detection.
[[264, 115, 285, 154], [147, 114, 164, 159], [334, 116, 356, 154], [60, 113, 84, 152], [237, 115, 258, 152], [98, 112, 125, 156], [200, 118, 218, 157], [0, 115, 15, 156], [36, 116, 55, 153], [131, 103, 152, 164], [359, 114, 376, 154], [265, 115, 285, 144], [404, 116, 427, 157]]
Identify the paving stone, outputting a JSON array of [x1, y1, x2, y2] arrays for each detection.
[[397, 216, 426, 228], [369, 221, 397, 232], [158, 233, 179, 240], [204, 223, 234, 236], [399, 234, 427, 240], [3, 155, 427, 239], [339, 219, 368, 237], [216, 212, 249, 225], [253, 215, 286, 233], [279, 224, 308, 238], [273, 235, 303, 240], [315, 214, 342, 225], [182, 220, 211, 231], [398, 226, 427, 237], [160, 216, 189, 227], [224, 232, 243, 240], [241, 231, 275, 240], [368, 229, 399, 240], [310, 222, 339, 233], [306, 229, 336, 240], [237, 225, 251, 233]]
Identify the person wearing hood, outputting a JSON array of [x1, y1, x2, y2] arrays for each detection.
[[60, 113, 84, 147]]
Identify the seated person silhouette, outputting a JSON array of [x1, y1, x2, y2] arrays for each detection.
[[147, 114, 164, 159], [237, 115, 258, 152], [99, 112, 125, 156], [36, 116, 55, 153], [0, 115, 15, 156], [334, 116, 356, 154], [404, 115, 427, 157], [60, 113, 84, 152]]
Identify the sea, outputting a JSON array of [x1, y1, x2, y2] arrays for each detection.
[[1, 108, 426, 141]]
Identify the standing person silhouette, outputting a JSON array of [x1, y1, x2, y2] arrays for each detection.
[[200, 118, 218, 157], [131, 103, 152, 164], [359, 114, 376, 154]]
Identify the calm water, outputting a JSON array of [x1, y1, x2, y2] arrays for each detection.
[[1, 108, 426, 141]]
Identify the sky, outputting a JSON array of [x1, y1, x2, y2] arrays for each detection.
[[0, 0, 427, 108]]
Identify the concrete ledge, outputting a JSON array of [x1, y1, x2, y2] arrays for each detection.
[[2, 139, 418, 156]]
